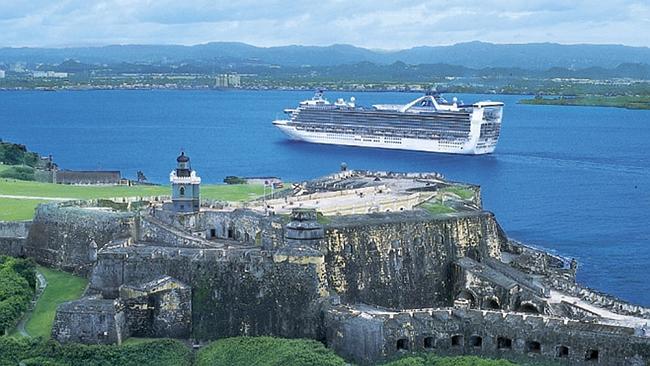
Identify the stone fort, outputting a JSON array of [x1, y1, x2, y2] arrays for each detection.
[[1, 152, 649, 365]]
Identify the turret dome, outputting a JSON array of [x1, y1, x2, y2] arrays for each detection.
[[177, 151, 190, 163]]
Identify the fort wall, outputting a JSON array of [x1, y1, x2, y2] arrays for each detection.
[[322, 211, 506, 309], [0, 220, 31, 238], [0, 221, 31, 257], [88, 245, 325, 340], [26, 203, 135, 274], [326, 306, 650, 366]]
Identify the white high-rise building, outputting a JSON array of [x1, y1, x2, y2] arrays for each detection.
[[216, 73, 241, 88]]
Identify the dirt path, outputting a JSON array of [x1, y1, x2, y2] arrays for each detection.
[[0, 194, 73, 201], [16, 271, 47, 337]]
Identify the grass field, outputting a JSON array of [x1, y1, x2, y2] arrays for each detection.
[[420, 202, 456, 215], [0, 178, 265, 221], [0, 198, 50, 221], [441, 186, 475, 200], [24, 266, 87, 338]]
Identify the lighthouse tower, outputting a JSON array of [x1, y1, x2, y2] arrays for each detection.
[[170, 151, 201, 213]]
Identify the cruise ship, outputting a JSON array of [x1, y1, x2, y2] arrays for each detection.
[[272, 91, 504, 154]]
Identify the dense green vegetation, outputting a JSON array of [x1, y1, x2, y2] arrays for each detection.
[[195, 337, 346, 366], [24, 266, 87, 338], [0, 337, 192, 366], [381, 354, 517, 366], [0, 142, 40, 167], [0, 256, 35, 334], [223, 175, 248, 185], [520, 95, 650, 110], [0, 335, 530, 366], [0, 166, 35, 181]]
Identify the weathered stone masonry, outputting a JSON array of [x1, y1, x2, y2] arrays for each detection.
[[3, 169, 649, 365]]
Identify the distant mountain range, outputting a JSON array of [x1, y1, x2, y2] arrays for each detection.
[[2, 41, 650, 70]]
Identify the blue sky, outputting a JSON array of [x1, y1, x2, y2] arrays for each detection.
[[1, 0, 649, 48]]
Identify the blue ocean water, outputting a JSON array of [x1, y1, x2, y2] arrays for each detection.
[[0, 89, 649, 306]]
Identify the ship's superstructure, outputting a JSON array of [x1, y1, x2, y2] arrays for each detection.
[[273, 91, 504, 154]]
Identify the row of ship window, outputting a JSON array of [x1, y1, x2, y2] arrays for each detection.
[[299, 127, 467, 140]]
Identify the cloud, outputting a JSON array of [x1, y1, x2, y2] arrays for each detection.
[[0, 0, 648, 48]]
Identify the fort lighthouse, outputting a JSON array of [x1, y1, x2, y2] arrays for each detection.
[[170, 151, 201, 213]]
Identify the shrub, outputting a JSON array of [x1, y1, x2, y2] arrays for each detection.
[[382, 354, 518, 366], [0, 166, 36, 181], [0, 142, 40, 167], [196, 337, 346, 366], [0, 338, 191, 366], [223, 176, 247, 185], [0, 256, 36, 333]]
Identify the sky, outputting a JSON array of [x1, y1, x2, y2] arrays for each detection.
[[1, 0, 649, 49]]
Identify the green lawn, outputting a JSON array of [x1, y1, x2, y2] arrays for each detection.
[[0, 198, 50, 221], [24, 266, 88, 338], [420, 202, 456, 215], [0, 178, 168, 199], [441, 186, 475, 200], [0, 178, 265, 221], [202, 184, 265, 201]]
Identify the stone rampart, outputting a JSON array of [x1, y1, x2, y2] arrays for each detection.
[[26, 203, 135, 274], [0, 220, 31, 238], [326, 305, 650, 365], [322, 211, 506, 309], [0, 237, 26, 257], [0, 221, 31, 257], [88, 244, 325, 340]]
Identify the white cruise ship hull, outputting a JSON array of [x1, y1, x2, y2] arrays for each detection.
[[273, 120, 498, 155], [273, 92, 503, 155]]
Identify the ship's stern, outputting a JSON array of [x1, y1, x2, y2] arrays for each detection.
[[467, 102, 504, 154]]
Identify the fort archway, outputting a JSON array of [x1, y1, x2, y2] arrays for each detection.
[[484, 297, 500, 310], [517, 301, 541, 314], [456, 289, 477, 307]]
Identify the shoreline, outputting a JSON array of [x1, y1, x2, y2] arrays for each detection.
[[519, 96, 650, 110]]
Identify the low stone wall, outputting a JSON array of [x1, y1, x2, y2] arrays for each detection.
[[547, 277, 650, 320], [326, 305, 650, 365], [0, 221, 31, 238], [0, 237, 26, 257]]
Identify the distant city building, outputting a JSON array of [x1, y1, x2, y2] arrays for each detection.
[[32, 71, 69, 78], [170, 151, 201, 213], [10, 63, 26, 73], [216, 73, 241, 88], [0, 70, 5, 79]]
